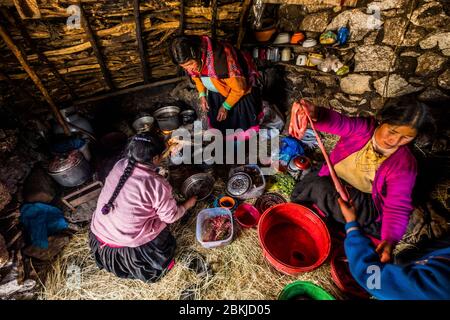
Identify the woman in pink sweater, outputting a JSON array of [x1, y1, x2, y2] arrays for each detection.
[[290, 97, 435, 263], [90, 133, 197, 282]]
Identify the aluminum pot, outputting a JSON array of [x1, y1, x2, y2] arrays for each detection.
[[180, 109, 196, 125], [48, 150, 91, 187], [132, 115, 154, 133], [53, 107, 94, 136], [153, 106, 181, 131]]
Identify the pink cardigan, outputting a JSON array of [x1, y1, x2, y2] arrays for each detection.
[[91, 159, 185, 247], [315, 108, 417, 243]]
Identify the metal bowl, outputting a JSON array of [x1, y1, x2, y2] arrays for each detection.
[[226, 172, 252, 197], [132, 115, 154, 133], [181, 173, 215, 201]]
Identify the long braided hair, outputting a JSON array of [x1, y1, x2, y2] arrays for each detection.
[[101, 132, 165, 215]]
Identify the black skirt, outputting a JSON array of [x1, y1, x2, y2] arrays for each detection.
[[89, 228, 176, 283], [207, 89, 262, 134], [291, 170, 381, 239]]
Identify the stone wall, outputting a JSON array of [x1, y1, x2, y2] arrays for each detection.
[[262, 0, 449, 146]]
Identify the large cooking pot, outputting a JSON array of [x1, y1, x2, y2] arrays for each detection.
[[52, 106, 94, 137], [48, 150, 91, 187], [153, 106, 180, 131]]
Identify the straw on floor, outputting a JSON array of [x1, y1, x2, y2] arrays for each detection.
[[39, 205, 345, 300]]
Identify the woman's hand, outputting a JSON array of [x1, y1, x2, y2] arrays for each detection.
[[183, 196, 197, 211], [217, 106, 228, 122], [376, 240, 393, 263], [337, 197, 357, 223], [288, 99, 318, 140], [200, 96, 209, 112]]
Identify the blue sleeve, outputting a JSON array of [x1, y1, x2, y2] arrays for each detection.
[[344, 222, 450, 300]]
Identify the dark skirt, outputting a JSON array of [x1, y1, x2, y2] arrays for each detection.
[[207, 88, 262, 134], [291, 170, 381, 239], [89, 228, 176, 283]]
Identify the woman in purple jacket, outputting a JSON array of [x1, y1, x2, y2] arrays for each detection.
[[290, 97, 435, 263]]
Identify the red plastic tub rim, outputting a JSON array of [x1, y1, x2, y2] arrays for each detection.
[[257, 203, 331, 274], [234, 203, 261, 228], [330, 245, 371, 299]]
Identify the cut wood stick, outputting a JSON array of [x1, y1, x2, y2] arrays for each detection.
[[0, 22, 70, 135]]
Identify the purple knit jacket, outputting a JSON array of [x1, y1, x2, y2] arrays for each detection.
[[315, 108, 417, 243]]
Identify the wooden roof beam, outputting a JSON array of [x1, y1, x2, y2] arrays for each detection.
[[79, 2, 114, 91], [133, 0, 150, 84], [211, 0, 218, 39], [237, 0, 252, 49]]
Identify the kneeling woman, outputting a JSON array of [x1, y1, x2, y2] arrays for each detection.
[[90, 133, 197, 282], [170, 35, 261, 139], [290, 97, 435, 263]]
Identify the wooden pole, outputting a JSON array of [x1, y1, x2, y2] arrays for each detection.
[[237, 0, 252, 49], [79, 2, 114, 91], [0, 23, 70, 135], [211, 0, 218, 39], [178, 0, 185, 35], [2, 8, 78, 100], [72, 76, 186, 105], [133, 0, 150, 84]]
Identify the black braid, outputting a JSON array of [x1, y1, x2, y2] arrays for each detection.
[[101, 158, 136, 215]]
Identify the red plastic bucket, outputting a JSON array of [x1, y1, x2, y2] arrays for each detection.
[[330, 245, 370, 299], [234, 203, 261, 228], [258, 203, 331, 275]]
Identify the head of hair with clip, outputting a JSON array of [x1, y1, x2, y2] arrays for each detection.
[[101, 132, 165, 215]]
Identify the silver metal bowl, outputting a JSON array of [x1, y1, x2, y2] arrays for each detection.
[[181, 173, 215, 201]]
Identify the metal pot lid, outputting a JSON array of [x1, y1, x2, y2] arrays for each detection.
[[182, 173, 215, 200], [132, 116, 154, 132], [180, 109, 195, 116], [48, 150, 84, 173], [227, 172, 252, 197], [255, 192, 286, 214], [153, 106, 180, 118], [294, 156, 311, 169], [289, 156, 311, 171]]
